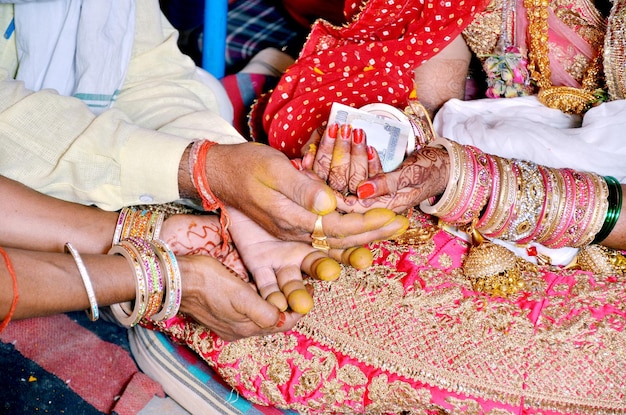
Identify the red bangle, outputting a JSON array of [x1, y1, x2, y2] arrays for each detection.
[[189, 140, 231, 251], [0, 247, 18, 333]]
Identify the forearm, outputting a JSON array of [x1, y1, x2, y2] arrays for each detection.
[[0, 248, 134, 320], [426, 140, 626, 250], [414, 35, 471, 117], [0, 176, 117, 254]]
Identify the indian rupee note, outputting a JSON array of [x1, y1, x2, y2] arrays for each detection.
[[327, 102, 409, 172]]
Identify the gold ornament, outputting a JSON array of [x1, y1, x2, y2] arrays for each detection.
[[604, 0, 626, 100], [524, 0, 606, 114], [576, 244, 626, 276], [462, 225, 528, 297]]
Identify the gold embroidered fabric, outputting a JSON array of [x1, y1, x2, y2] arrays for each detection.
[[158, 213, 626, 414], [604, 0, 626, 99], [463, 0, 606, 87]]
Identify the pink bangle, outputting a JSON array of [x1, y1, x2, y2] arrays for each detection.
[[486, 161, 520, 239], [577, 173, 610, 247], [462, 147, 492, 224], [476, 154, 501, 229], [543, 169, 577, 248], [126, 237, 164, 320], [535, 167, 564, 244], [150, 239, 182, 322], [569, 171, 596, 247]]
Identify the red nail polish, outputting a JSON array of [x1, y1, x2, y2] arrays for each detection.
[[340, 124, 352, 140], [357, 182, 376, 199], [276, 311, 286, 328], [353, 128, 364, 144], [367, 146, 375, 160], [327, 123, 339, 139]]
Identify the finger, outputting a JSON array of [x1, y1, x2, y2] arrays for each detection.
[[302, 250, 342, 281], [301, 128, 323, 170], [357, 170, 402, 199], [238, 286, 294, 331], [316, 247, 373, 271], [313, 123, 338, 181], [348, 128, 368, 194], [328, 124, 352, 194], [341, 246, 374, 270], [276, 266, 313, 314], [317, 209, 410, 249], [290, 158, 304, 171], [274, 164, 338, 215], [252, 266, 288, 311], [367, 146, 384, 177]]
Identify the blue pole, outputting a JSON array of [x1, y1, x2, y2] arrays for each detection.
[[202, 0, 228, 79]]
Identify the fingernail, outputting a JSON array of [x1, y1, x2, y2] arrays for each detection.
[[340, 124, 352, 140], [313, 191, 334, 214], [276, 311, 286, 328], [327, 123, 339, 139], [367, 146, 376, 160], [353, 128, 364, 145], [357, 182, 376, 199]]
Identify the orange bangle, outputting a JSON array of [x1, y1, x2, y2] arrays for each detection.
[[0, 247, 18, 333], [189, 140, 231, 251]]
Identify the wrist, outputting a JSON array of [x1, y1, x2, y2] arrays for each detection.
[[176, 256, 204, 314], [178, 143, 198, 200]]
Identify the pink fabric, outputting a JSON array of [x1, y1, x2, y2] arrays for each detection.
[[153, 213, 626, 414], [516, 1, 600, 88]]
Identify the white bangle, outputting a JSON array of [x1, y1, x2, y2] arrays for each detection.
[[65, 242, 99, 321]]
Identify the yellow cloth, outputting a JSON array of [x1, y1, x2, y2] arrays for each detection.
[[0, 1, 244, 211]]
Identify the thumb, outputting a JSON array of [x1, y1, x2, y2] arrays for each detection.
[[277, 166, 338, 214], [356, 170, 403, 199]]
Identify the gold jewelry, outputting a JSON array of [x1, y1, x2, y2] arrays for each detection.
[[311, 215, 330, 251], [604, 0, 626, 100], [462, 222, 531, 297], [577, 244, 626, 276], [524, 0, 606, 114]]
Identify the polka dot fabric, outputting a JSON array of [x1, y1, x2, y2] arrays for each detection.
[[255, 0, 490, 158]]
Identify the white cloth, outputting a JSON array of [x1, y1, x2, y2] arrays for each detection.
[[10, 0, 135, 114], [434, 96, 626, 182], [433, 96, 626, 266]]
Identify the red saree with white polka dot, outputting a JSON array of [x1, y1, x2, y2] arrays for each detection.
[[252, 0, 490, 158]]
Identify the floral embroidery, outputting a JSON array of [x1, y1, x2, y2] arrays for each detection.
[[153, 211, 626, 413]]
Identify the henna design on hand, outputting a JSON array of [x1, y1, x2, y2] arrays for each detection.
[[165, 216, 248, 281]]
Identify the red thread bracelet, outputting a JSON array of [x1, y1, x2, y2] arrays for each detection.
[[189, 140, 231, 250], [0, 247, 18, 333]]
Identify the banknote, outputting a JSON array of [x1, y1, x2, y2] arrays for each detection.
[[327, 102, 410, 172]]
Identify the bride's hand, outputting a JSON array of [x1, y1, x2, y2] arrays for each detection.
[[300, 124, 450, 214]]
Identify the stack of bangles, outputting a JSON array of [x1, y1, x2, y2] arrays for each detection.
[[107, 207, 182, 327], [420, 138, 622, 249], [63, 207, 181, 327]]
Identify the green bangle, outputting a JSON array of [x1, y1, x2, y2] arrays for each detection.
[[592, 176, 623, 244]]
